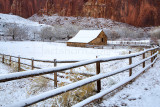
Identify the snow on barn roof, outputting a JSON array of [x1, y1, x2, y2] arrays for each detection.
[[68, 30, 103, 43]]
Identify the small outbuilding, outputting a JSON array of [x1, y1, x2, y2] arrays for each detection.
[[67, 30, 107, 47]]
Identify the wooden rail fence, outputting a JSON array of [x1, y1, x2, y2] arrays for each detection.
[[0, 47, 159, 106], [0, 53, 81, 87]]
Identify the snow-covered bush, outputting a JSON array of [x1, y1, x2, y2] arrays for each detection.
[[149, 27, 160, 45], [40, 26, 55, 41], [5, 23, 33, 41], [150, 27, 160, 39]]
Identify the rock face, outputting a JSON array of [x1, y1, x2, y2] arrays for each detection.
[[0, 0, 160, 27], [0, 0, 47, 18]]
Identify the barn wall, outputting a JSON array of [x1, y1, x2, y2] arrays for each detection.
[[89, 31, 107, 45], [67, 42, 86, 47]]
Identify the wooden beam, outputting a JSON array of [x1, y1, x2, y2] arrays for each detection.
[[143, 52, 145, 72], [54, 59, 57, 88], [2, 54, 4, 63], [9, 56, 11, 66], [96, 56, 101, 93], [31, 58, 34, 70], [18, 56, 20, 72], [129, 51, 132, 76]]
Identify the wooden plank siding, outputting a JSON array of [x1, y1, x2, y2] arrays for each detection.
[[89, 31, 107, 45], [67, 31, 107, 47]]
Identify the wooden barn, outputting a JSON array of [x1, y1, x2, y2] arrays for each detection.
[[67, 30, 107, 47]]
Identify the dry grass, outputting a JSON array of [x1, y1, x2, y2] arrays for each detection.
[[84, 64, 96, 73], [10, 62, 18, 72], [52, 82, 96, 106], [28, 73, 96, 106], [28, 77, 51, 96]]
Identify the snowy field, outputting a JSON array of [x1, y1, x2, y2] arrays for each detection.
[[0, 41, 129, 61], [0, 41, 159, 106], [100, 58, 160, 107]]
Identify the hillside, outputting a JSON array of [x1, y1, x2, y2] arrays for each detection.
[[0, 13, 54, 41], [1, 0, 160, 27], [29, 14, 150, 40]]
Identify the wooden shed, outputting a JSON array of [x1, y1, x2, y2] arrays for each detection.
[[67, 30, 107, 47]]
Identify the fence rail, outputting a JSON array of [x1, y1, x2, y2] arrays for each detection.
[[0, 53, 83, 87], [0, 47, 159, 107]]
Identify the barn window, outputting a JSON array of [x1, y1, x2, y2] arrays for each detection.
[[102, 38, 104, 42]]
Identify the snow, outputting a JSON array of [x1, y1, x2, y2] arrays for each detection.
[[0, 45, 158, 82], [6, 52, 158, 107], [73, 57, 158, 107], [108, 40, 150, 46], [0, 41, 159, 106], [29, 14, 151, 40], [100, 58, 160, 107], [68, 30, 102, 43], [0, 41, 128, 61], [0, 13, 39, 26], [0, 14, 53, 41], [0, 63, 33, 106]]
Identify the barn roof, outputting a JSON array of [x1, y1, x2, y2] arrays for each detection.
[[68, 30, 103, 43]]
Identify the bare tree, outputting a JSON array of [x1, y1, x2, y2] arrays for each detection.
[[6, 23, 29, 41], [40, 26, 55, 41]]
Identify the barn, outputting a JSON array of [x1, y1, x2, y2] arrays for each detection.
[[67, 30, 107, 47]]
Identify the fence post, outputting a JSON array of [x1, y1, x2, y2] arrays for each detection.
[[151, 50, 153, 67], [2, 54, 4, 63], [54, 59, 57, 88], [18, 56, 20, 72], [129, 51, 132, 76], [143, 51, 145, 72], [31, 58, 34, 70], [154, 49, 156, 58], [9, 56, 11, 66], [153, 49, 155, 60], [96, 56, 101, 93], [156, 49, 158, 58]]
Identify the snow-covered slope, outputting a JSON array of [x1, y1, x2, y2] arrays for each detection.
[[0, 13, 54, 41], [29, 14, 151, 40], [0, 13, 39, 25]]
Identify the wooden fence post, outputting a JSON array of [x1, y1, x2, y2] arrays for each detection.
[[156, 49, 158, 57], [143, 52, 145, 72], [96, 56, 101, 93], [54, 59, 57, 88], [151, 50, 153, 67], [31, 58, 34, 70], [153, 49, 155, 60], [154, 49, 156, 57], [18, 56, 20, 72], [129, 51, 132, 76], [9, 56, 11, 66], [2, 54, 4, 63]]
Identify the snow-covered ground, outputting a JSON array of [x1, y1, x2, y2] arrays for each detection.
[[0, 62, 54, 107], [0, 62, 31, 106], [0, 41, 159, 106], [100, 58, 160, 107], [0, 41, 128, 61]]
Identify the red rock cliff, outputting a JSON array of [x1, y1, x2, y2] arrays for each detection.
[[0, 0, 160, 27], [0, 0, 47, 18], [43, 0, 160, 27]]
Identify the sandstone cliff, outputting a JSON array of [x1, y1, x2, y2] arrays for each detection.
[[43, 0, 160, 27], [0, 0, 160, 27], [0, 0, 47, 18]]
